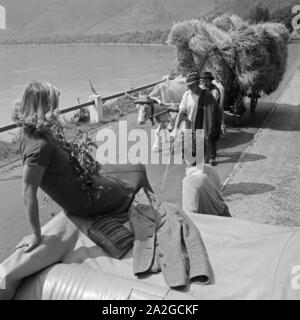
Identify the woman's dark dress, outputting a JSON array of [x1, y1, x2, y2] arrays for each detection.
[[20, 131, 150, 217]]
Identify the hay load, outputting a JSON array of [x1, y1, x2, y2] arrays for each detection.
[[212, 14, 249, 32], [168, 19, 235, 82], [167, 14, 289, 97], [167, 20, 203, 74]]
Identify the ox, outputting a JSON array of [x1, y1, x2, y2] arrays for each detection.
[[135, 76, 225, 151], [135, 76, 187, 151]]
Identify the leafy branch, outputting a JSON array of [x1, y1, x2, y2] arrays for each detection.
[[49, 114, 106, 205]]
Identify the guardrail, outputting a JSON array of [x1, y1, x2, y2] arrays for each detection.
[[0, 78, 170, 134]]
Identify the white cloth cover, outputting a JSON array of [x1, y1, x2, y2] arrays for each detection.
[[1, 212, 300, 300]]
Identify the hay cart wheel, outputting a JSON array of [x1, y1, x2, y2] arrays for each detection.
[[232, 93, 245, 126], [233, 115, 242, 126], [250, 89, 260, 114]]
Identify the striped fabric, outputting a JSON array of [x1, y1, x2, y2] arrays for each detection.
[[88, 216, 134, 259]]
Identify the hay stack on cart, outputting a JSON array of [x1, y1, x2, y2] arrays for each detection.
[[167, 15, 289, 115]]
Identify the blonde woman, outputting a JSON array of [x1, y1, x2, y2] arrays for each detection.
[[13, 81, 152, 253]]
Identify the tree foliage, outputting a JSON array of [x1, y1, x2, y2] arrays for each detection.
[[248, 2, 270, 24], [270, 4, 297, 32], [0, 29, 170, 45]]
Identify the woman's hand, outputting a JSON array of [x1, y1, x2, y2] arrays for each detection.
[[16, 233, 42, 253]]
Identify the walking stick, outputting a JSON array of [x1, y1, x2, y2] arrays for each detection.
[[159, 128, 181, 192]]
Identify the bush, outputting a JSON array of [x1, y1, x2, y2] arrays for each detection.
[[248, 2, 270, 24], [270, 4, 297, 33]]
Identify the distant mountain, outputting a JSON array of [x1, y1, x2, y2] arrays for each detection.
[[88, 0, 219, 34], [0, 0, 298, 40], [0, 0, 222, 38], [0, 0, 140, 38], [215, 0, 299, 17]]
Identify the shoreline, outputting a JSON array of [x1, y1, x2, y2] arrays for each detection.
[[0, 109, 139, 178], [0, 92, 150, 171], [0, 42, 168, 47]]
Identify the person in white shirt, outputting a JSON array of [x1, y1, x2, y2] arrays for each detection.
[[200, 72, 220, 103], [173, 72, 221, 165], [212, 79, 225, 133], [182, 163, 231, 216]]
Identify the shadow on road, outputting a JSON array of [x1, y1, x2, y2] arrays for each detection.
[[219, 130, 254, 150], [0, 175, 22, 182], [223, 182, 275, 197], [217, 152, 266, 165], [236, 103, 300, 131]]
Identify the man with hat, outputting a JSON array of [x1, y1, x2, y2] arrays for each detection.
[[200, 72, 220, 103], [199, 71, 222, 165], [173, 71, 221, 165]]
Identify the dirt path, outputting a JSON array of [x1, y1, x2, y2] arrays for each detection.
[[223, 65, 300, 226]]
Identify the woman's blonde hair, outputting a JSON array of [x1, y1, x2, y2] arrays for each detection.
[[12, 81, 60, 135]]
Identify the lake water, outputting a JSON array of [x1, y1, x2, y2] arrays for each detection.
[[0, 43, 175, 129], [0, 43, 176, 262]]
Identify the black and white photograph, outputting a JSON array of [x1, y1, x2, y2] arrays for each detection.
[[0, 0, 300, 304]]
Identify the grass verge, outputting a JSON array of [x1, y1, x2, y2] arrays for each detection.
[[0, 91, 148, 168]]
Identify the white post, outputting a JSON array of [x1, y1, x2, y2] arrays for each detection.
[[89, 95, 103, 124], [0, 264, 6, 290], [0, 6, 6, 30]]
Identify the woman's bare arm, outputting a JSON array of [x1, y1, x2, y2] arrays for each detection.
[[16, 164, 46, 252]]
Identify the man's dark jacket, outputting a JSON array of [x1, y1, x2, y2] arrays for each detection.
[[197, 89, 221, 140]]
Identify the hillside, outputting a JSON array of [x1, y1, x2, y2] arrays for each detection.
[[88, 0, 218, 34], [0, 0, 222, 39], [215, 0, 299, 17], [0, 0, 139, 38], [0, 0, 298, 41]]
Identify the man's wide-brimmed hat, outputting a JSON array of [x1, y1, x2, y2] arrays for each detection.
[[200, 71, 214, 80], [185, 72, 200, 86]]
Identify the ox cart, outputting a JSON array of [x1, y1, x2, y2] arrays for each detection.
[[167, 16, 289, 127], [223, 80, 261, 126], [191, 45, 263, 126]]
